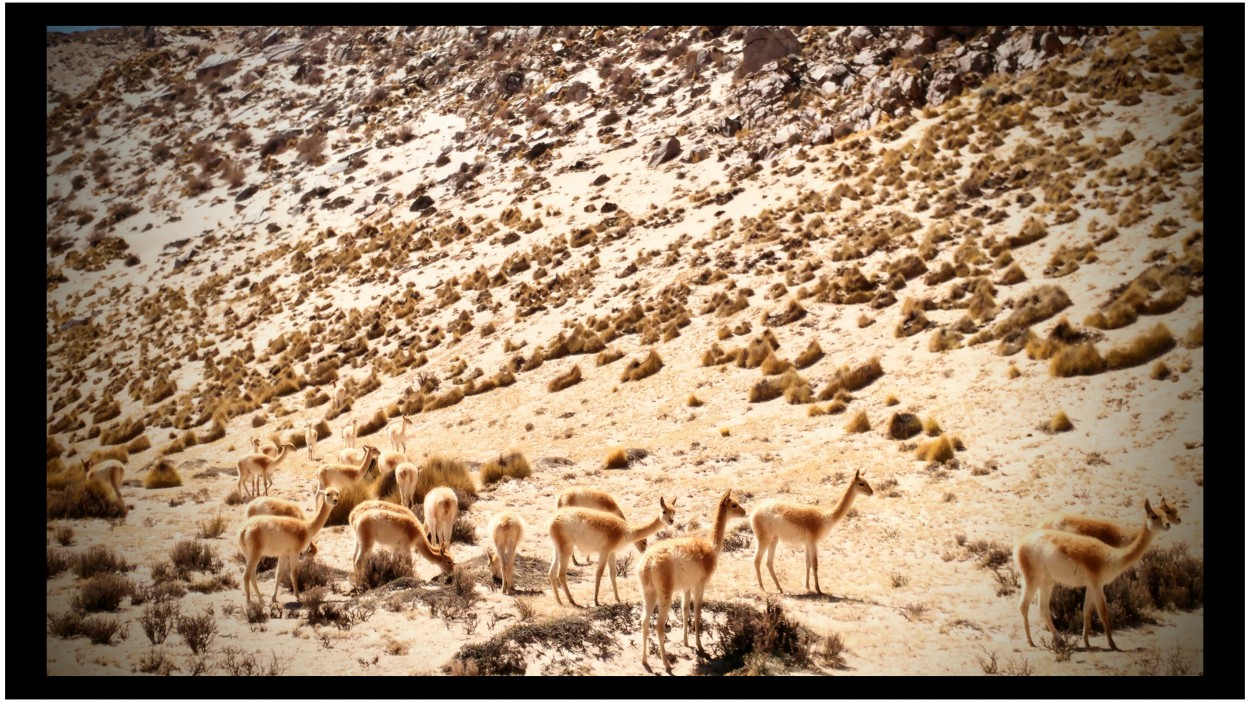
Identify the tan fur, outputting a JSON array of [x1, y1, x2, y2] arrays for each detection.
[[83, 458, 126, 510], [238, 489, 340, 606], [395, 462, 420, 510], [332, 381, 347, 412], [251, 437, 279, 458], [1015, 499, 1170, 650], [341, 417, 358, 449], [338, 446, 367, 465], [638, 489, 746, 671], [314, 445, 379, 502], [556, 487, 648, 565], [487, 511, 526, 594], [423, 486, 459, 555], [377, 449, 407, 476], [749, 468, 874, 594], [349, 500, 454, 578], [236, 443, 296, 497], [245, 495, 305, 520], [549, 497, 676, 607], [387, 415, 412, 453], [1037, 497, 1182, 547], [304, 423, 317, 460]]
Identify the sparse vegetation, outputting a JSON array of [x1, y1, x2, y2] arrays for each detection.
[[620, 349, 664, 382], [479, 452, 533, 486], [845, 410, 870, 434], [144, 460, 183, 488]]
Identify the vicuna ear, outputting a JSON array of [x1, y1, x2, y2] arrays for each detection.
[[721, 488, 732, 500], [670, 496, 679, 507], [660, 496, 669, 510], [1143, 498, 1152, 513]]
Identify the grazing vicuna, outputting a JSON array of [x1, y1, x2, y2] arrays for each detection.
[[639, 489, 747, 672], [237, 443, 296, 497], [83, 458, 126, 511], [423, 486, 459, 555], [549, 497, 677, 607], [348, 500, 454, 580], [238, 488, 339, 606], [1015, 499, 1170, 650], [555, 487, 647, 566], [748, 468, 875, 595], [487, 511, 526, 594]]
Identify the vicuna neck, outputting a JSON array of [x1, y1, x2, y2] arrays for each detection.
[[1112, 520, 1158, 575], [306, 497, 335, 546], [824, 481, 861, 524], [709, 501, 733, 561], [626, 513, 668, 544]]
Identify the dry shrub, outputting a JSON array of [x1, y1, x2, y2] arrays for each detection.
[[144, 460, 183, 488], [89, 446, 129, 465], [125, 434, 152, 454], [845, 410, 870, 434], [356, 409, 389, 437], [620, 349, 663, 382], [355, 550, 413, 590], [72, 545, 133, 579], [687, 394, 704, 407], [604, 447, 629, 470], [176, 608, 218, 654], [48, 435, 66, 461], [424, 387, 465, 412], [198, 419, 227, 444], [818, 356, 884, 400], [1184, 321, 1202, 348], [748, 378, 783, 403], [1106, 323, 1175, 371], [74, 573, 134, 612], [1150, 361, 1171, 380], [794, 339, 824, 369], [759, 353, 794, 376], [48, 611, 129, 645], [170, 540, 222, 575], [923, 416, 942, 436], [547, 364, 583, 393], [887, 412, 923, 440], [916, 435, 955, 462], [736, 334, 776, 369], [765, 298, 807, 327], [47, 481, 127, 520], [1049, 342, 1106, 377], [296, 133, 326, 165], [597, 348, 625, 366], [1048, 411, 1074, 433], [1007, 217, 1048, 248], [197, 511, 228, 539], [416, 455, 478, 506], [480, 452, 533, 487], [139, 601, 180, 644], [712, 600, 810, 674], [99, 417, 146, 446], [929, 328, 963, 352], [48, 460, 86, 490]]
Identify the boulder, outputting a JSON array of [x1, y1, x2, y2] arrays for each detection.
[[848, 26, 876, 50], [926, 71, 963, 105], [648, 137, 681, 167], [899, 34, 934, 57], [737, 26, 801, 78], [1039, 31, 1062, 55]]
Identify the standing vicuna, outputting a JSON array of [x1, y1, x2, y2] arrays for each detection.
[[304, 423, 318, 460], [748, 468, 875, 595], [83, 458, 126, 511], [313, 445, 379, 505], [348, 500, 454, 581], [332, 380, 348, 412], [238, 488, 340, 606], [237, 443, 297, 497], [341, 417, 358, 449], [1015, 498, 1170, 650], [423, 486, 459, 555], [549, 497, 677, 607], [638, 489, 747, 672], [394, 462, 420, 510], [387, 415, 412, 454], [377, 450, 408, 477], [555, 487, 647, 566], [487, 511, 526, 594], [1036, 496, 1182, 546]]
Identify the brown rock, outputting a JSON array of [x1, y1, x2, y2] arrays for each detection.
[[737, 26, 801, 78]]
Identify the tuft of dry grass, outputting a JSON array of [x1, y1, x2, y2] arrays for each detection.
[[325, 481, 374, 527], [604, 447, 629, 470], [687, 394, 704, 407], [1048, 411, 1074, 433], [596, 348, 625, 366], [197, 512, 228, 539], [144, 460, 183, 489], [1106, 323, 1176, 371], [916, 435, 956, 463], [416, 455, 477, 507], [620, 349, 664, 382], [547, 364, 583, 393], [424, 387, 466, 412], [794, 339, 824, 369], [479, 452, 533, 487], [720, 427, 731, 437], [759, 352, 794, 376], [923, 416, 942, 436], [895, 298, 931, 338], [929, 328, 964, 352], [887, 412, 922, 440], [1150, 361, 1171, 380], [1049, 341, 1107, 377], [1184, 321, 1202, 348], [47, 480, 128, 520], [845, 410, 870, 434]]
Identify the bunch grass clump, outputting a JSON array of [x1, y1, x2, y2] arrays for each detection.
[[416, 455, 478, 507], [620, 349, 664, 382], [547, 364, 583, 393], [480, 452, 533, 486], [144, 460, 183, 489]]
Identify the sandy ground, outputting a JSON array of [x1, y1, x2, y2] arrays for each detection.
[[46, 26, 1203, 676]]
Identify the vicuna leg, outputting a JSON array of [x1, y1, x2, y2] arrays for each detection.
[[288, 556, 302, 602], [810, 543, 822, 595], [753, 537, 767, 590], [1094, 589, 1116, 650], [680, 590, 691, 646], [593, 556, 608, 606], [1039, 581, 1056, 636], [1018, 578, 1038, 647], [244, 553, 262, 606], [1081, 590, 1095, 648], [655, 591, 674, 671], [607, 552, 621, 603], [272, 556, 286, 602], [766, 538, 784, 593], [558, 552, 577, 606], [548, 548, 563, 604], [804, 545, 812, 591], [692, 584, 707, 653], [640, 586, 656, 669]]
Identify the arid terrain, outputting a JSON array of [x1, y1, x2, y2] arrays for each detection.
[[46, 25, 1203, 677]]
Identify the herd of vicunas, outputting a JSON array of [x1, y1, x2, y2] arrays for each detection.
[[82, 399, 1182, 673]]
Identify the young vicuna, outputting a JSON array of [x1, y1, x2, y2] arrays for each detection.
[[395, 462, 420, 510], [638, 489, 747, 672], [748, 468, 875, 595], [487, 511, 526, 594], [377, 449, 407, 476], [251, 437, 279, 458], [238, 488, 340, 606], [1036, 497, 1181, 547], [423, 486, 459, 555], [387, 415, 412, 453], [1015, 499, 1170, 650], [348, 500, 454, 580], [83, 458, 126, 510], [237, 443, 296, 497], [333, 380, 348, 411], [549, 497, 677, 607], [341, 417, 358, 449], [304, 423, 318, 460], [313, 445, 379, 502], [555, 487, 647, 565]]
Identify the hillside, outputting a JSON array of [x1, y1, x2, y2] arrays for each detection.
[[45, 25, 1203, 677]]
